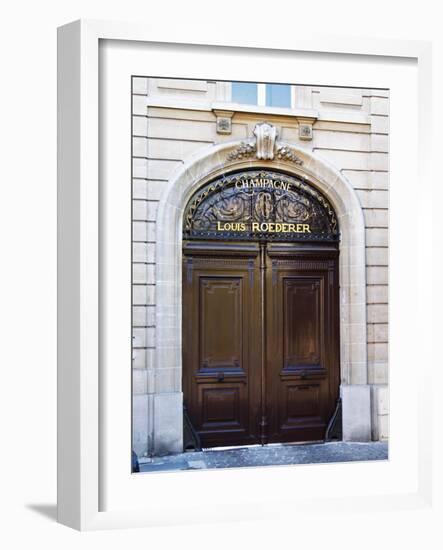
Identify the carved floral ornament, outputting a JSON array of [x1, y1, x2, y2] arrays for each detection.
[[183, 169, 339, 242], [227, 122, 303, 165]]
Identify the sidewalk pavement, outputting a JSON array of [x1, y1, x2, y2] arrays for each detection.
[[138, 441, 388, 473]]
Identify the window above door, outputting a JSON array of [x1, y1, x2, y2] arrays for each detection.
[[231, 82, 293, 108]]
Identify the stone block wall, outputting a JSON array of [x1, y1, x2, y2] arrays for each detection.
[[132, 77, 389, 456]]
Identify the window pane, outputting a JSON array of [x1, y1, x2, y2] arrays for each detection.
[[232, 82, 258, 105], [266, 84, 291, 107]]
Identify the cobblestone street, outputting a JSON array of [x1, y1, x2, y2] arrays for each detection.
[[138, 441, 388, 473]]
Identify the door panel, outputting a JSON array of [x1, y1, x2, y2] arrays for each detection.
[[199, 278, 243, 370], [199, 384, 245, 430], [266, 251, 339, 443], [182, 245, 261, 448], [281, 383, 322, 428], [283, 278, 322, 369]]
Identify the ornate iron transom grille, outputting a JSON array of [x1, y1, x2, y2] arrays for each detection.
[[183, 170, 339, 242]]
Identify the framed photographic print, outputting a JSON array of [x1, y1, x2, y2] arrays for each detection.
[[57, 20, 433, 530], [131, 75, 387, 471]]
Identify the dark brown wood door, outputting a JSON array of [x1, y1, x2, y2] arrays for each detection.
[[183, 241, 339, 449], [265, 245, 340, 443], [182, 242, 262, 448]]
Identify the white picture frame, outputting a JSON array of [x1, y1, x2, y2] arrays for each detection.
[[57, 19, 434, 531]]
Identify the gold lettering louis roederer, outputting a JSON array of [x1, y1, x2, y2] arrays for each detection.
[[216, 221, 311, 233], [251, 222, 311, 233], [216, 222, 246, 231]]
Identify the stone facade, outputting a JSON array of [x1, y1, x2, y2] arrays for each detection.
[[132, 78, 389, 457]]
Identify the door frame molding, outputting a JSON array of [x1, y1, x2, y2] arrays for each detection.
[[153, 140, 370, 454]]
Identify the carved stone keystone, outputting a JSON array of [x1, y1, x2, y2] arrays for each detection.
[[227, 122, 303, 165], [253, 122, 278, 160]]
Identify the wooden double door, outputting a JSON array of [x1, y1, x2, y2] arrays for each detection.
[[182, 241, 340, 448]]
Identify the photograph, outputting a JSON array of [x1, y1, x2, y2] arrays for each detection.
[[2, 0, 438, 542], [131, 77, 389, 473]]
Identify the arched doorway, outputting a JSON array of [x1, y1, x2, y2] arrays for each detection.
[[182, 169, 340, 448], [153, 137, 370, 456]]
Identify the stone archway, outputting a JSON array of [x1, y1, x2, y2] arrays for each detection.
[[153, 135, 370, 455]]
